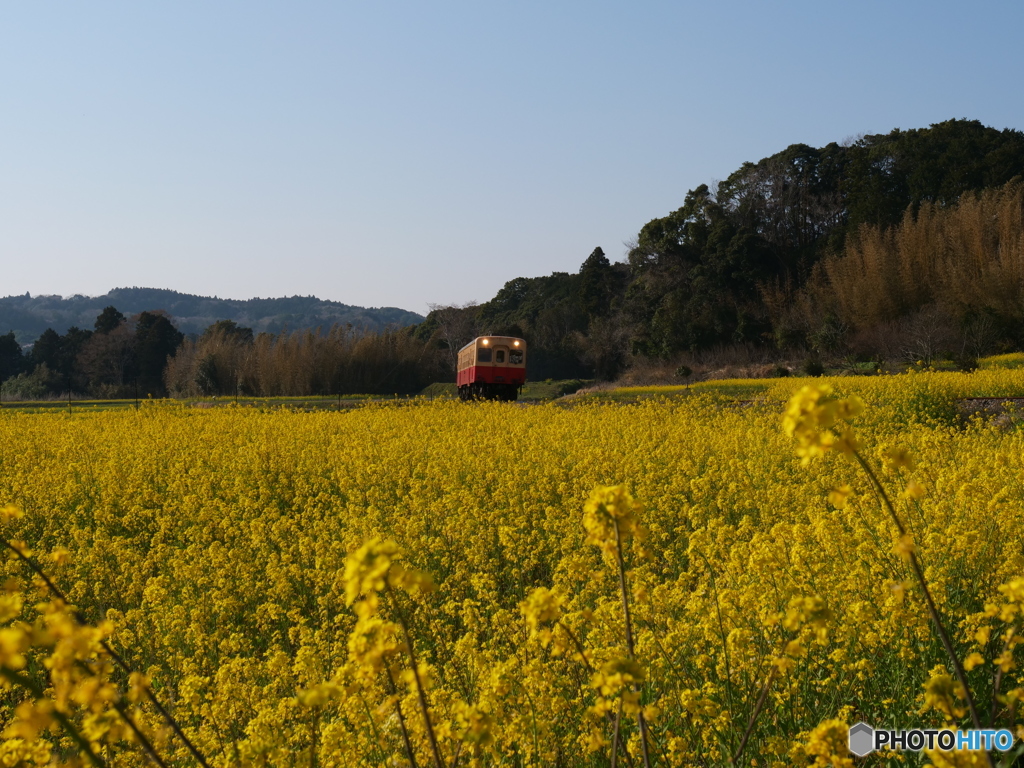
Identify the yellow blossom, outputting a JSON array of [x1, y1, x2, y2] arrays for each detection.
[[782, 385, 864, 465], [902, 481, 927, 500], [0, 505, 24, 522], [790, 718, 853, 768], [582, 485, 644, 560], [828, 485, 853, 509], [921, 666, 966, 719], [884, 447, 917, 471], [893, 533, 916, 561], [962, 652, 985, 671]]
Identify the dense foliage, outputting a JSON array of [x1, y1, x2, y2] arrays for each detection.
[[0, 310, 183, 400], [2, 311, 440, 400], [783, 182, 1024, 362], [166, 321, 442, 397], [424, 120, 1024, 375], [1, 371, 1024, 765]]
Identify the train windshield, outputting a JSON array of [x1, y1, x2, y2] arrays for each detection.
[[477, 348, 492, 363], [495, 350, 505, 363], [509, 350, 523, 365]]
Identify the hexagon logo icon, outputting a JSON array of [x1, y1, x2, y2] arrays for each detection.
[[849, 722, 874, 757]]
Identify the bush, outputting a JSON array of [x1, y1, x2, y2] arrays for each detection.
[[803, 358, 825, 377], [556, 379, 587, 396], [0, 365, 55, 400]]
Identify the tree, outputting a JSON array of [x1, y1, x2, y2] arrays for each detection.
[[578, 247, 620, 319], [60, 328, 93, 371], [624, 187, 725, 355], [572, 315, 628, 380], [134, 312, 184, 396], [30, 329, 63, 373], [425, 303, 480, 372], [27, 327, 93, 394], [78, 324, 135, 396], [94, 306, 126, 334], [201, 319, 254, 345], [0, 332, 23, 383], [184, 319, 257, 395], [60, 327, 94, 390]]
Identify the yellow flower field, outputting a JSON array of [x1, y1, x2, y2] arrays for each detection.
[[1, 370, 1024, 766]]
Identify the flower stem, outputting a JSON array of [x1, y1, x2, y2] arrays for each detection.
[[852, 452, 985, 734], [0, 667, 107, 767], [3, 538, 212, 768], [386, 585, 445, 768], [731, 666, 777, 765], [613, 521, 652, 768], [610, 698, 622, 768], [385, 667, 419, 768]]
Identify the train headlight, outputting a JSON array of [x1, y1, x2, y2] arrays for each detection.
[[482, 339, 489, 345], [513, 341, 520, 346]]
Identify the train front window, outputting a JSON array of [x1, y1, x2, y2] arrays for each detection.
[[495, 350, 505, 363], [477, 348, 492, 363], [509, 351, 523, 365]]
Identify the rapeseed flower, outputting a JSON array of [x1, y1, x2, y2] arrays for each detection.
[[0, 370, 1020, 765]]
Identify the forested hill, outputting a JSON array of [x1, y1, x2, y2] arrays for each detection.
[[0, 288, 424, 344], [416, 119, 1024, 378]]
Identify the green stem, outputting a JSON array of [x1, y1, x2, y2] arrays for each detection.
[[356, 691, 389, 766], [2, 538, 212, 768], [613, 521, 652, 768], [555, 622, 594, 671], [386, 585, 445, 768], [610, 698, 622, 768], [852, 452, 984, 733], [112, 700, 170, 768], [989, 622, 1018, 726], [0, 667, 107, 767], [309, 704, 319, 768], [692, 548, 738, 756], [731, 666, 776, 765], [553, 622, 635, 768], [385, 667, 419, 768]]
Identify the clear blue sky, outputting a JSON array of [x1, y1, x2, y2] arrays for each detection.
[[2, 1, 1022, 315]]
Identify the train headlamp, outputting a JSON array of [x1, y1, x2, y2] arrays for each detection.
[[513, 341, 520, 346], [482, 339, 489, 345]]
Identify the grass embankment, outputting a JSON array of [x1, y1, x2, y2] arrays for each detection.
[[979, 352, 1024, 370]]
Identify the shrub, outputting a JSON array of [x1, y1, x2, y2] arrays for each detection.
[[803, 358, 825, 377]]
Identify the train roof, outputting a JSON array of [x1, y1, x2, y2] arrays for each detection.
[[458, 335, 526, 353]]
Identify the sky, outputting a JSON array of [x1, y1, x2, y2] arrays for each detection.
[[2, 1, 1022, 316]]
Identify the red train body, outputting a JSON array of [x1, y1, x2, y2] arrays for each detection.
[[456, 336, 527, 401]]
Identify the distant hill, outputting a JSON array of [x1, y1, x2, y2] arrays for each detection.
[[0, 288, 424, 344]]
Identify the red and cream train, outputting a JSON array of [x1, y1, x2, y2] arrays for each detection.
[[456, 336, 527, 401]]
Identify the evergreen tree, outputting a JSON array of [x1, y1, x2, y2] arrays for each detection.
[[578, 247, 620, 319], [30, 328, 63, 373], [0, 332, 23, 382], [94, 306, 126, 334], [135, 312, 184, 395]]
